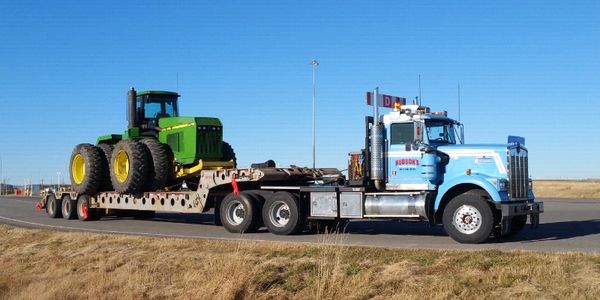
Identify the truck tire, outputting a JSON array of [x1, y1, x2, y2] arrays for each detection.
[[110, 140, 149, 194], [140, 138, 173, 191], [443, 192, 494, 244], [77, 195, 98, 221], [61, 195, 77, 220], [46, 195, 62, 218], [220, 192, 262, 233], [222, 141, 237, 168], [263, 191, 304, 235], [97, 143, 114, 191], [70, 143, 106, 195]]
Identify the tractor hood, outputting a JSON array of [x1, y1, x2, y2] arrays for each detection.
[[436, 144, 509, 179]]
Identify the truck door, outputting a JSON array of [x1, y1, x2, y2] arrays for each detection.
[[387, 122, 431, 190]]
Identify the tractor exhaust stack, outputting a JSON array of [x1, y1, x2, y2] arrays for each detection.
[[127, 87, 137, 129]]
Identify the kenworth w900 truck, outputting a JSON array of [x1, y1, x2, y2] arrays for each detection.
[[39, 87, 543, 244]]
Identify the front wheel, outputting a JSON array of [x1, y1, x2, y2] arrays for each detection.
[[443, 192, 494, 244]]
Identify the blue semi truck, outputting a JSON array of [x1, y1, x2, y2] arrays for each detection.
[[41, 88, 543, 244]]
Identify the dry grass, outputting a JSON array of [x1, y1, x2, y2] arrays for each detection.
[[534, 180, 600, 199], [0, 225, 599, 300]]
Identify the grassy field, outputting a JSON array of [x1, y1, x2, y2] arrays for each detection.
[[534, 180, 600, 199], [0, 225, 598, 299]]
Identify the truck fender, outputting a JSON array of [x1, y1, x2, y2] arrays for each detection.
[[434, 174, 502, 211]]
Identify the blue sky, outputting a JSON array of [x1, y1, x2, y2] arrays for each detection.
[[0, 0, 599, 185]]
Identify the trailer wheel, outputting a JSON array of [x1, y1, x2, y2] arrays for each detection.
[[77, 195, 98, 221], [46, 195, 62, 218], [110, 140, 149, 194], [443, 192, 494, 244], [263, 191, 304, 235], [140, 138, 173, 191], [61, 195, 77, 220], [70, 143, 106, 194], [97, 143, 114, 191], [220, 192, 262, 233]]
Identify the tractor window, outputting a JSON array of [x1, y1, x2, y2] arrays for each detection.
[[425, 121, 456, 144], [390, 123, 415, 145], [143, 95, 178, 119]]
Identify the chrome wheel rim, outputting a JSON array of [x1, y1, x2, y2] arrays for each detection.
[[225, 200, 245, 225], [453, 205, 482, 235], [269, 201, 290, 227]]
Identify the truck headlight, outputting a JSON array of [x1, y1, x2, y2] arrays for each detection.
[[498, 179, 509, 191]]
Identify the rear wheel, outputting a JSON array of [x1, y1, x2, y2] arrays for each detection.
[[46, 195, 62, 218], [222, 141, 237, 168], [110, 140, 149, 194], [77, 195, 98, 221], [263, 192, 304, 235], [443, 192, 494, 244], [61, 195, 77, 220], [140, 138, 173, 191], [220, 192, 262, 233], [70, 143, 106, 194]]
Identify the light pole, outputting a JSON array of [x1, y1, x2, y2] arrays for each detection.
[[311, 59, 319, 170]]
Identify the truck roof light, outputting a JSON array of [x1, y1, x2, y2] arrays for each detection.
[[393, 99, 402, 111]]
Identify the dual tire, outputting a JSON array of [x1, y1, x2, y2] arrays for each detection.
[[70, 139, 173, 195], [220, 191, 306, 235]]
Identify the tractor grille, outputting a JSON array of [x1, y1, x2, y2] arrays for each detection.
[[197, 126, 222, 159], [507, 145, 529, 200]]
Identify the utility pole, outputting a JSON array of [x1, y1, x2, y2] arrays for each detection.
[[311, 59, 319, 169]]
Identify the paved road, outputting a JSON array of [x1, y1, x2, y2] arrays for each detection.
[[0, 196, 598, 253]]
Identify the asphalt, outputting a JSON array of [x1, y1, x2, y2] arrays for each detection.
[[0, 196, 598, 253]]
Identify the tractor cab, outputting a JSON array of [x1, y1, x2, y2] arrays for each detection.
[[127, 88, 180, 133]]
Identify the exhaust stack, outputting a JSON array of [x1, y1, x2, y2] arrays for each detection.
[[127, 87, 137, 129], [370, 87, 385, 191]]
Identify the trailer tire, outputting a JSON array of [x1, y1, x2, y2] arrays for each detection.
[[97, 143, 114, 191], [263, 191, 304, 235], [61, 195, 77, 220], [140, 138, 173, 191], [77, 195, 98, 221], [110, 140, 149, 194], [220, 192, 262, 233], [46, 195, 62, 218], [70, 143, 106, 195], [443, 192, 494, 244]]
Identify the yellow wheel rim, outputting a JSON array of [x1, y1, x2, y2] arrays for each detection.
[[72, 154, 85, 184], [114, 150, 130, 183]]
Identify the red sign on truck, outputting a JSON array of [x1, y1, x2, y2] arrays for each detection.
[[366, 92, 406, 108]]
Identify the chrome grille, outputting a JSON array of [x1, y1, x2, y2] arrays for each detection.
[[507, 146, 529, 200]]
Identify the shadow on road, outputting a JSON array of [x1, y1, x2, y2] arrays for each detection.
[[500, 219, 600, 243]]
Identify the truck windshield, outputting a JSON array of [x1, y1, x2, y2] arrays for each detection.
[[425, 121, 457, 144]]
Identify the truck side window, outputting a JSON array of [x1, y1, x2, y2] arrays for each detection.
[[390, 123, 414, 145]]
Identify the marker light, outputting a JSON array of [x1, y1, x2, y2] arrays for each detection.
[[393, 99, 402, 111]]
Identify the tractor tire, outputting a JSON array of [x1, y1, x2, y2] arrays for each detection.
[[76, 195, 98, 221], [110, 140, 149, 194], [97, 143, 114, 191], [222, 141, 237, 168], [140, 138, 173, 191], [70, 143, 106, 195], [46, 194, 62, 218], [61, 195, 78, 220], [220, 192, 262, 233], [443, 192, 494, 244], [263, 191, 305, 235]]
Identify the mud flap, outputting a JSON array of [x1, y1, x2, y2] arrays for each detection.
[[500, 217, 512, 235], [530, 213, 540, 229]]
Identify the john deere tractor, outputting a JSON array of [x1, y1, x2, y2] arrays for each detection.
[[69, 88, 236, 195]]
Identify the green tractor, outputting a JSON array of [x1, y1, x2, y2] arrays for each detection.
[[69, 88, 236, 195]]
